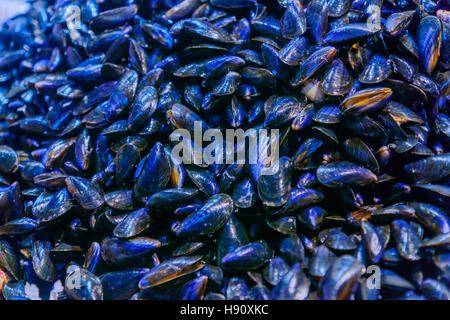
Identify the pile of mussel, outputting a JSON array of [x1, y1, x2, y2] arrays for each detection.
[[0, 0, 448, 300]]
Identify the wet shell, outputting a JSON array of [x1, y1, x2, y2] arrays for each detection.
[[138, 255, 205, 289], [341, 87, 392, 115], [172, 193, 233, 237], [384, 11, 415, 37], [320, 255, 364, 300], [359, 55, 392, 84], [0, 0, 448, 302], [280, 1, 307, 39], [65, 176, 104, 210], [291, 46, 337, 86], [327, 0, 352, 17], [317, 161, 377, 188], [320, 59, 352, 96], [416, 16, 442, 74]]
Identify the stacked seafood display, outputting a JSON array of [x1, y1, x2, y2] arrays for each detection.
[[0, 0, 448, 300]]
